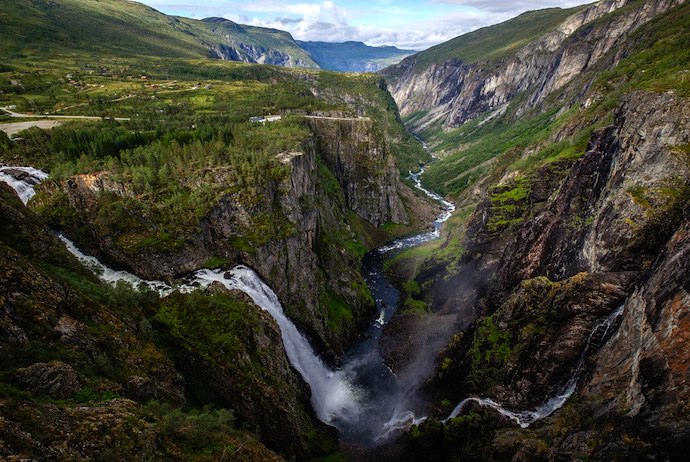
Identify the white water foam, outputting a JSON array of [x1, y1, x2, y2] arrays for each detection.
[[444, 304, 626, 426], [191, 268, 361, 423], [59, 236, 360, 425], [59, 235, 178, 296], [378, 167, 455, 254], [0, 166, 49, 204]]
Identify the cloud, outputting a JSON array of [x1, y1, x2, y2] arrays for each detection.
[[431, 0, 585, 14], [137, 0, 590, 50], [275, 17, 303, 25]]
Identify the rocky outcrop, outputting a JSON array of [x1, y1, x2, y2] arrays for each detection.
[[579, 219, 690, 456], [209, 42, 315, 68], [14, 361, 82, 399], [383, 0, 685, 131], [202, 17, 319, 69], [0, 398, 285, 461], [307, 116, 409, 226], [156, 288, 337, 459]]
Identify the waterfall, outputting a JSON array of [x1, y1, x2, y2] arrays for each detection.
[[444, 304, 626, 426], [190, 268, 361, 423], [0, 166, 49, 204], [58, 235, 177, 296], [58, 235, 360, 425], [0, 164, 360, 429]]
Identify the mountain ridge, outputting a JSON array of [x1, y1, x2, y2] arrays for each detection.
[[298, 40, 415, 72]]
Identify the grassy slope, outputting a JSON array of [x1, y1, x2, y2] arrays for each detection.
[[0, 0, 318, 67], [0, 0, 207, 59], [387, 5, 587, 78]]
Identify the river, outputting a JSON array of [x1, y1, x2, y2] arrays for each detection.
[[0, 154, 458, 445], [333, 162, 455, 444], [1, 159, 624, 445]]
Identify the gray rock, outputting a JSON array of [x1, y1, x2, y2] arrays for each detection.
[[15, 361, 81, 399]]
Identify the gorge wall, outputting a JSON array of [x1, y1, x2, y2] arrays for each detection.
[[383, 0, 685, 132], [0, 183, 336, 460], [34, 116, 410, 355], [378, 0, 690, 459]]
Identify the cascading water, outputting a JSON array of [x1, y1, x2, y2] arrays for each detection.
[[0, 165, 49, 204], [190, 268, 361, 424], [58, 237, 361, 424], [444, 304, 626, 426], [59, 235, 176, 295], [0, 164, 363, 433], [378, 166, 455, 253], [332, 156, 456, 443], [1, 154, 460, 443]]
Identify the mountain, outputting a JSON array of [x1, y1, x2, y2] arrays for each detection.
[[297, 40, 415, 72], [379, 0, 690, 459], [0, 0, 318, 68], [198, 17, 318, 68]]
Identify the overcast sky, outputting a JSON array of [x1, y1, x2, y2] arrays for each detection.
[[136, 0, 591, 50]]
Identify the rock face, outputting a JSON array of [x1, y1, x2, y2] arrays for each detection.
[[39, 116, 411, 353], [430, 91, 690, 322], [383, 0, 685, 131], [202, 17, 319, 68], [401, 88, 690, 459], [307, 116, 409, 226], [209, 42, 314, 68], [0, 183, 331, 460], [14, 361, 82, 399]]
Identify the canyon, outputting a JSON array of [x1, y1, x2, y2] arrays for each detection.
[[1, 0, 690, 460]]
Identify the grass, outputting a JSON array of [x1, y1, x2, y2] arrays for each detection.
[[323, 290, 355, 333], [0, 0, 317, 68]]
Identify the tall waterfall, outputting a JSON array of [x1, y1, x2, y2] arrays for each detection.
[[58, 235, 360, 425], [0, 165, 360, 430], [191, 268, 361, 423]]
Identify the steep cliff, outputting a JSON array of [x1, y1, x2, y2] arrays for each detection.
[[394, 90, 690, 462], [201, 17, 319, 68], [307, 116, 409, 226], [31, 112, 415, 354], [383, 0, 684, 132], [378, 1, 690, 459], [0, 183, 334, 460]]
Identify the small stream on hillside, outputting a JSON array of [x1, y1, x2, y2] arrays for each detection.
[[1, 160, 626, 445]]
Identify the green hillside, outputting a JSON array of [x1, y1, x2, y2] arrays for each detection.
[[391, 6, 587, 76], [421, 1, 690, 198], [0, 0, 318, 67]]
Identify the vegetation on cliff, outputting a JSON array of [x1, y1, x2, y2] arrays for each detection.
[[381, 1, 690, 460], [0, 184, 322, 460]]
